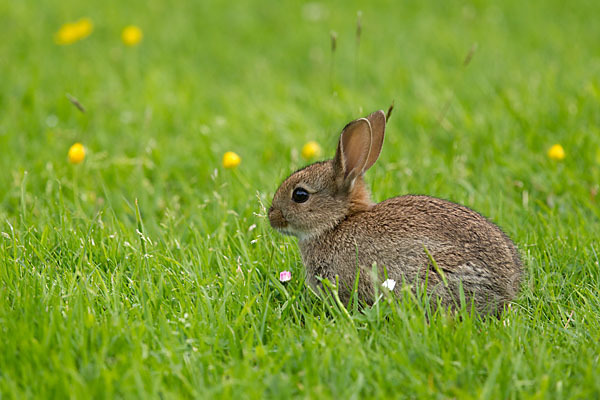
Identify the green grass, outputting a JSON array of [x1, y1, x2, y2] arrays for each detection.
[[1, 0, 600, 398]]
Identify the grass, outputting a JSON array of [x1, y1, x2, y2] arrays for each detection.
[[1, 0, 600, 398]]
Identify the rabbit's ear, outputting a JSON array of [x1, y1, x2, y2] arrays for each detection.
[[333, 117, 373, 189], [363, 110, 386, 171]]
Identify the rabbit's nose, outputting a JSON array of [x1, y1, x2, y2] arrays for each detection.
[[268, 207, 287, 229]]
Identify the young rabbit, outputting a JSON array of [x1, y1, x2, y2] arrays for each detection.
[[268, 110, 522, 314]]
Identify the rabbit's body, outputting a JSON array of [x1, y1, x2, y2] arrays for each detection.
[[299, 194, 521, 313], [269, 110, 522, 314]]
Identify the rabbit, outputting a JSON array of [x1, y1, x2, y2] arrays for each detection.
[[268, 110, 522, 314]]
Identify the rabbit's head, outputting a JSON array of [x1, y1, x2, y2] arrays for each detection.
[[269, 110, 386, 241]]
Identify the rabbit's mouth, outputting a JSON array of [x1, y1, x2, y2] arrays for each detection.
[[268, 206, 310, 238]]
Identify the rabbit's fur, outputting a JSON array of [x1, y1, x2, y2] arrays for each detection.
[[268, 110, 522, 314]]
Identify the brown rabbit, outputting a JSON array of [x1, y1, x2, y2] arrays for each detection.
[[268, 110, 522, 314]]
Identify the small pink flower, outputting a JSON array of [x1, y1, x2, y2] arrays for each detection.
[[279, 270, 291, 282]]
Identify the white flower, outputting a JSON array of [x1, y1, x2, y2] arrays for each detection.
[[381, 279, 396, 291]]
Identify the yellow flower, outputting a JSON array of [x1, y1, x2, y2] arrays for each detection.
[[68, 143, 86, 164], [301, 141, 322, 160], [222, 151, 241, 169], [121, 25, 143, 46], [547, 144, 565, 161], [55, 18, 93, 45]]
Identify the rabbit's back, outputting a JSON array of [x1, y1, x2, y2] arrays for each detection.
[[300, 195, 522, 313]]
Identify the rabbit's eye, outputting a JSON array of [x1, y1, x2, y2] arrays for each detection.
[[292, 187, 309, 203]]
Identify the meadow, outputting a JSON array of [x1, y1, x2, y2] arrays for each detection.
[[1, 0, 599, 398]]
